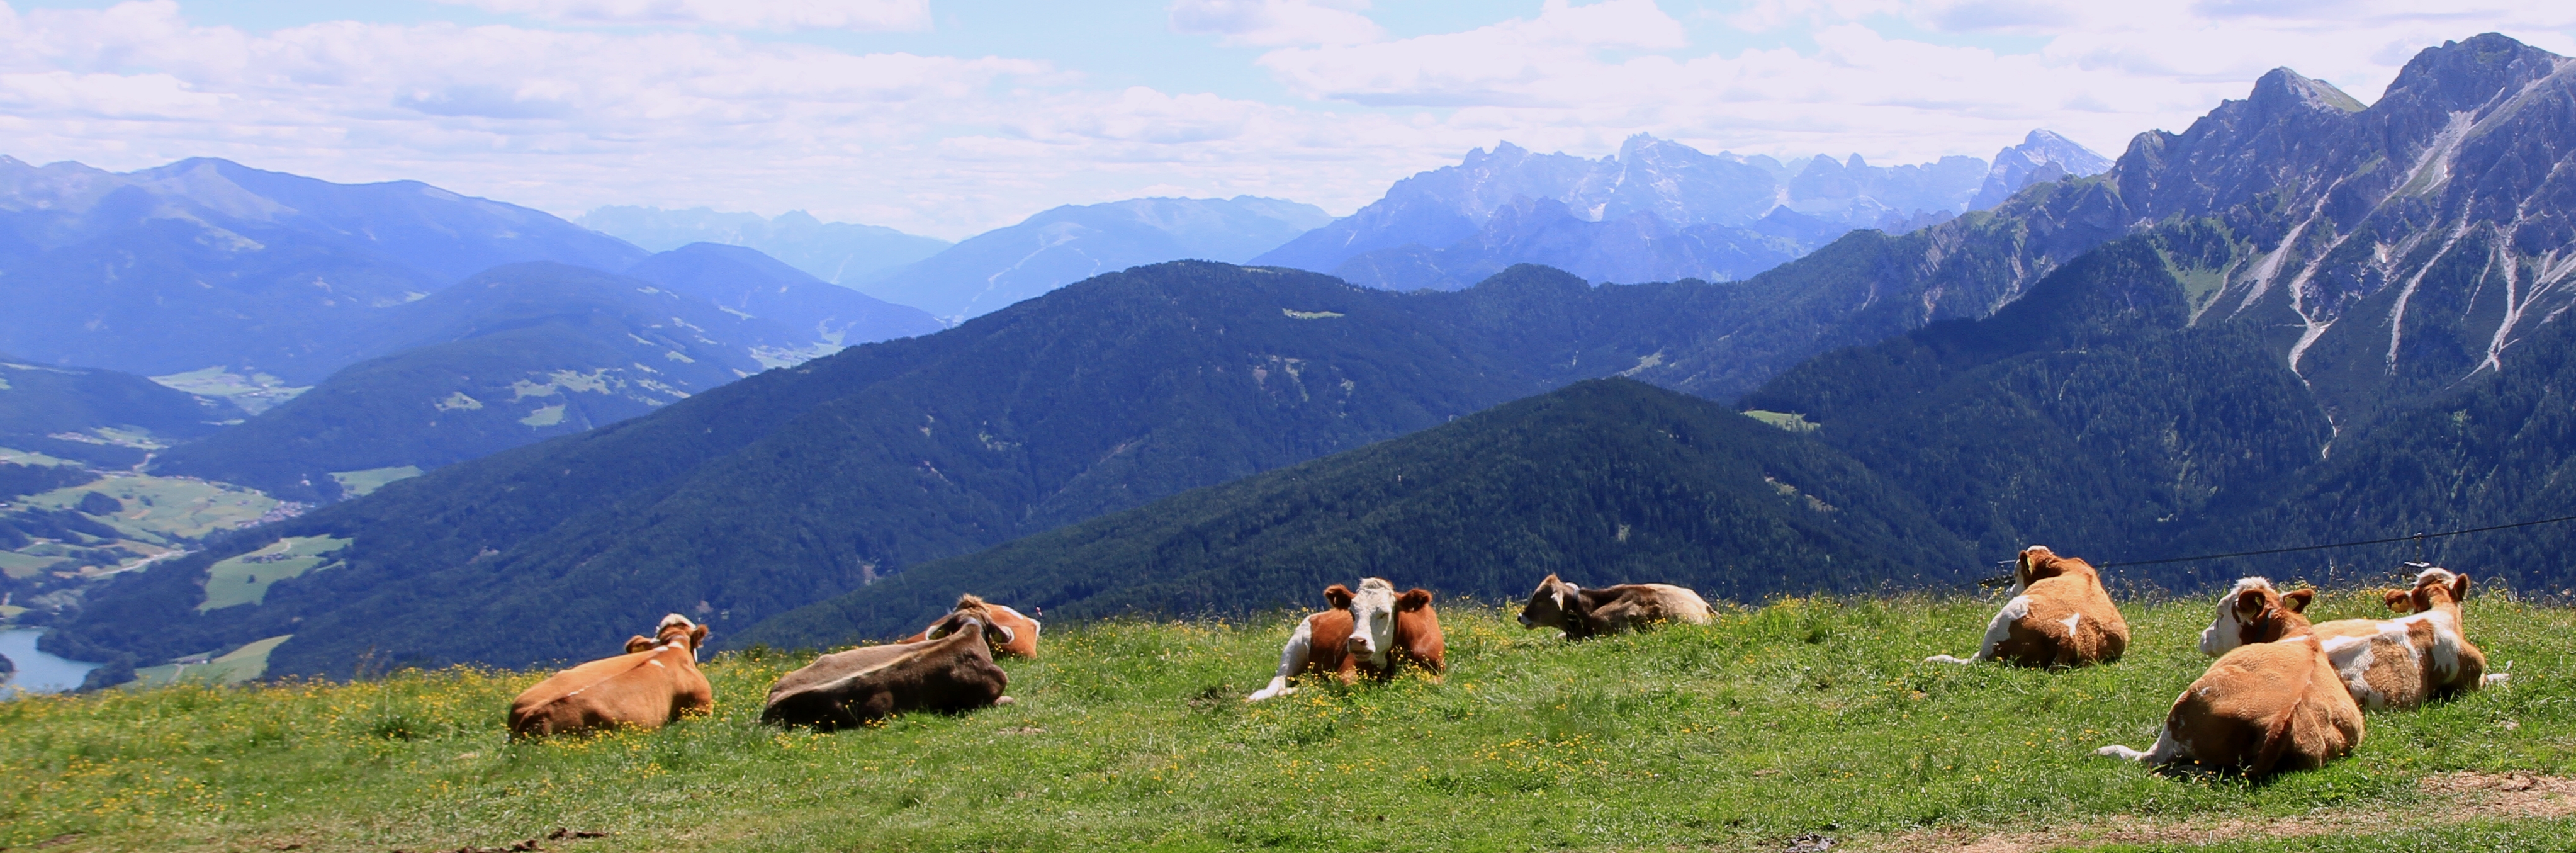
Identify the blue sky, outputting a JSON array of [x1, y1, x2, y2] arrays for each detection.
[[2, 1, 2570, 238]]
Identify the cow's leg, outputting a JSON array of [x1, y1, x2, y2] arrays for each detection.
[[1247, 617, 1316, 702], [2095, 726, 2182, 765], [1928, 596, 2028, 664]]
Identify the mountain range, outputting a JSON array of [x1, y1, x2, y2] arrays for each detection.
[[30, 33, 2576, 689], [1256, 132, 2110, 291], [853, 196, 1332, 322], [575, 206, 952, 286]]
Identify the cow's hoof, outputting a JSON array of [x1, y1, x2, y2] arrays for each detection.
[[994, 696, 1017, 706], [1925, 654, 1973, 664], [2095, 745, 2147, 761]]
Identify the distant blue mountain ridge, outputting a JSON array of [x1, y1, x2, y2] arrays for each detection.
[[575, 206, 952, 286], [1256, 130, 2112, 291], [852, 196, 1333, 322]]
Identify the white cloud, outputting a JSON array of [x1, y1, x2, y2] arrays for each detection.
[[437, 0, 931, 32], [1167, 0, 1381, 47], [3, 1, 2573, 239]]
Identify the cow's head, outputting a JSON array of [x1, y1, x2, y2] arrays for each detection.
[[2011, 546, 2091, 595], [631, 614, 709, 658], [2385, 566, 2470, 614], [1517, 574, 1583, 631], [925, 609, 1016, 649], [2199, 577, 2314, 655], [1345, 577, 1400, 665]]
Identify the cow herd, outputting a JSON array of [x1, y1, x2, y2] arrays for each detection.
[[503, 546, 2505, 780]]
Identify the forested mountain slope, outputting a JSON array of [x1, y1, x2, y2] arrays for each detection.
[[742, 378, 1974, 648], [1, 357, 235, 467], [148, 263, 793, 500]]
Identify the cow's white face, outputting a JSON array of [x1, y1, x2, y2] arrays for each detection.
[[2200, 577, 2274, 657], [1346, 577, 1398, 665]]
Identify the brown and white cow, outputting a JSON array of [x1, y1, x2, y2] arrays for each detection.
[[1927, 545, 2129, 667], [761, 607, 1015, 730], [1246, 577, 1444, 701], [2208, 567, 2502, 711], [894, 594, 1043, 657], [1517, 573, 1713, 639], [2098, 579, 2364, 776], [509, 614, 714, 738]]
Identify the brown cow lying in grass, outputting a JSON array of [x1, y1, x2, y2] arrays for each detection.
[[1517, 573, 1713, 639], [1927, 545, 2129, 667], [895, 594, 1043, 657], [2271, 565, 2502, 710], [1246, 577, 1444, 701], [509, 614, 712, 738], [2098, 578, 2364, 776], [762, 607, 1015, 730]]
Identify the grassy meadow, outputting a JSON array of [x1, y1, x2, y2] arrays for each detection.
[[4, 590, 2573, 852]]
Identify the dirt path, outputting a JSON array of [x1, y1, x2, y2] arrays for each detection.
[[1860, 772, 2576, 852]]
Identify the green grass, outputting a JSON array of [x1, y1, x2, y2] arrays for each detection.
[[4, 592, 2569, 852], [0, 446, 82, 467], [327, 466, 423, 499], [200, 536, 351, 611], [1742, 409, 1820, 432], [129, 635, 295, 689]]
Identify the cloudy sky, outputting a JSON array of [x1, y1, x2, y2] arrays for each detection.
[[2, 1, 2571, 239]]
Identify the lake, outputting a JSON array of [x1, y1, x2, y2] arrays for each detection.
[[0, 627, 101, 695]]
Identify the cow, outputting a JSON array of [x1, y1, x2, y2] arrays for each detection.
[[894, 594, 1043, 657], [2096, 578, 2364, 776], [2215, 565, 2501, 711], [1926, 545, 2129, 667], [761, 607, 1015, 730], [509, 614, 713, 738], [1517, 573, 1713, 639], [1246, 577, 1444, 702]]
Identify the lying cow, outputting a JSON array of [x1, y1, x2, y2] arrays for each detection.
[[2098, 578, 2363, 776], [762, 607, 1015, 730], [1517, 573, 1713, 639], [509, 614, 713, 738], [1246, 577, 1444, 702], [2223, 565, 2500, 711], [894, 594, 1042, 657], [1927, 545, 2129, 667]]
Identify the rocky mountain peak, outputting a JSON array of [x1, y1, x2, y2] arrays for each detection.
[[2380, 33, 2567, 116]]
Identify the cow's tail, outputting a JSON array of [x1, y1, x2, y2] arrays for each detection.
[[2248, 640, 2319, 777]]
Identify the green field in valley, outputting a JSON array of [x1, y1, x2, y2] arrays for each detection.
[[127, 635, 296, 689], [199, 536, 351, 611], [21, 474, 280, 547], [328, 467, 423, 499], [4, 592, 2570, 852]]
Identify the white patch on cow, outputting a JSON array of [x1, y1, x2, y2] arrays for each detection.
[[1928, 595, 2027, 664], [1247, 615, 1318, 702], [2199, 577, 2275, 657], [2321, 635, 2385, 709], [2392, 607, 2463, 677], [2059, 612, 2083, 634], [1348, 577, 1399, 670], [648, 659, 666, 668]]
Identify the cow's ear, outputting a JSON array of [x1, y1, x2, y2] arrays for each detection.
[[2382, 589, 2416, 613], [2451, 574, 2472, 602], [986, 622, 1015, 646], [690, 624, 710, 648], [2234, 589, 2268, 620], [1325, 584, 1355, 609], [925, 616, 954, 640], [1398, 589, 1433, 610], [626, 635, 656, 653], [2283, 589, 2314, 613]]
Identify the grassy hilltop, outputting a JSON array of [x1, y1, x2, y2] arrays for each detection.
[[6, 594, 2573, 852]]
